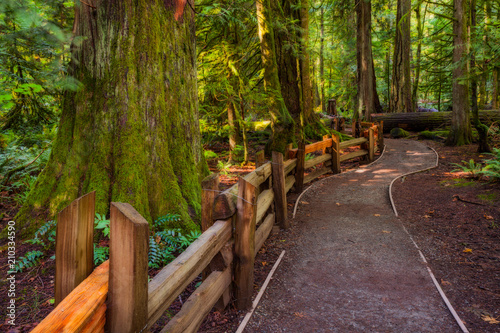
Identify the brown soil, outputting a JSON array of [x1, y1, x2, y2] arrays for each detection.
[[393, 140, 500, 333], [1, 138, 499, 332]]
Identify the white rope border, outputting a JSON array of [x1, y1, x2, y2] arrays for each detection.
[[235, 250, 286, 333], [388, 145, 469, 333]]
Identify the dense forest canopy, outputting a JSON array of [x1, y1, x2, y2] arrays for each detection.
[[1, 0, 499, 231]]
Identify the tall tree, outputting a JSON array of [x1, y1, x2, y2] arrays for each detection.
[[320, 6, 326, 113], [447, 0, 471, 145], [470, 0, 491, 152], [299, 0, 314, 122], [256, 0, 295, 152], [390, 0, 412, 113], [16, 0, 208, 233], [355, 0, 382, 120]]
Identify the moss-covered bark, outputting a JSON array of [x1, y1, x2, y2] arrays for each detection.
[[256, 0, 295, 153], [15, 0, 208, 235]]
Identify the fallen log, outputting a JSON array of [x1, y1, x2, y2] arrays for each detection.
[[371, 110, 500, 132]]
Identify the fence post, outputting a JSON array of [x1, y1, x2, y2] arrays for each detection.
[[255, 150, 265, 168], [331, 134, 341, 174], [295, 141, 306, 193], [378, 121, 384, 150], [55, 191, 95, 305], [201, 173, 219, 231], [369, 127, 375, 162], [107, 203, 149, 333], [234, 178, 257, 310], [272, 151, 288, 229]]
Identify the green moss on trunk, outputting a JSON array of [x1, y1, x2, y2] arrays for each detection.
[[15, 0, 208, 236]]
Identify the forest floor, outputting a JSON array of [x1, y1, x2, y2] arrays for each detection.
[[0, 136, 499, 332]]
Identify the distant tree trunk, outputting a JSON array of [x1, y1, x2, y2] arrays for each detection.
[[257, 0, 295, 152], [16, 0, 208, 234], [479, 0, 491, 109], [494, 68, 500, 109], [447, 0, 471, 145], [390, 0, 412, 113], [470, 0, 491, 152], [355, 0, 382, 120], [227, 100, 242, 162], [299, 0, 314, 122], [412, 2, 427, 109], [320, 7, 325, 113]]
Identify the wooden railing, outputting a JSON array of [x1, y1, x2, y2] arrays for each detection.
[[32, 123, 383, 333]]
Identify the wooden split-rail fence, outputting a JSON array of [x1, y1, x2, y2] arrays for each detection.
[[32, 122, 383, 333]]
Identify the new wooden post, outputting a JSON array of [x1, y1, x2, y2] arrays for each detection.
[[107, 203, 149, 333], [272, 151, 288, 229], [368, 127, 375, 162], [255, 150, 265, 168], [331, 134, 341, 174], [234, 178, 257, 310], [295, 141, 306, 193], [55, 191, 95, 305]]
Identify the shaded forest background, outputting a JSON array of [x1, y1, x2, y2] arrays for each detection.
[[1, 0, 499, 229]]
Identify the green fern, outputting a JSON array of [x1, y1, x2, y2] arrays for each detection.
[[94, 213, 110, 237], [14, 250, 44, 273], [93, 245, 109, 265], [451, 159, 483, 178], [479, 148, 500, 180], [26, 220, 56, 251]]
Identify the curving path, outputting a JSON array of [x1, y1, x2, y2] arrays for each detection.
[[244, 139, 461, 332]]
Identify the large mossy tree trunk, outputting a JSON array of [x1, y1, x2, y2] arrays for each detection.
[[16, 0, 208, 235], [299, 0, 314, 123], [447, 0, 472, 145], [390, 0, 412, 113], [256, 0, 295, 153]]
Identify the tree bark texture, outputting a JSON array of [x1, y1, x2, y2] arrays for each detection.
[[447, 0, 471, 145], [390, 0, 412, 113], [470, 0, 491, 152], [299, 0, 314, 122], [355, 0, 382, 120], [257, 0, 295, 152], [16, 0, 208, 233], [272, 0, 302, 122]]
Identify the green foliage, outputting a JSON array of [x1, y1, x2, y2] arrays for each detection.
[[0, 0, 74, 132], [204, 149, 219, 160], [390, 128, 410, 138], [479, 148, 500, 181], [93, 244, 109, 265], [25, 219, 56, 251], [217, 160, 232, 176], [13, 250, 44, 273], [451, 159, 483, 179], [94, 213, 110, 238]]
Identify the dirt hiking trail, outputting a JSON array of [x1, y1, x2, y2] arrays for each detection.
[[244, 139, 462, 332]]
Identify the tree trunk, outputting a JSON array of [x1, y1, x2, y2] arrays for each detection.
[[470, 0, 491, 152], [390, 0, 412, 113], [16, 0, 208, 234], [273, 0, 302, 124], [320, 7, 325, 113], [227, 101, 242, 162], [257, 0, 295, 152], [447, 0, 471, 145], [412, 2, 427, 109], [299, 0, 314, 122], [355, 0, 381, 120]]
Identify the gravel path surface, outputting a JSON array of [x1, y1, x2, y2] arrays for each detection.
[[244, 139, 461, 332]]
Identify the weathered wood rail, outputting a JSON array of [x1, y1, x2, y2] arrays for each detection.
[[32, 123, 383, 332]]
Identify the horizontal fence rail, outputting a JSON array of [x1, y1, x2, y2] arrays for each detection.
[[32, 121, 383, 332]]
